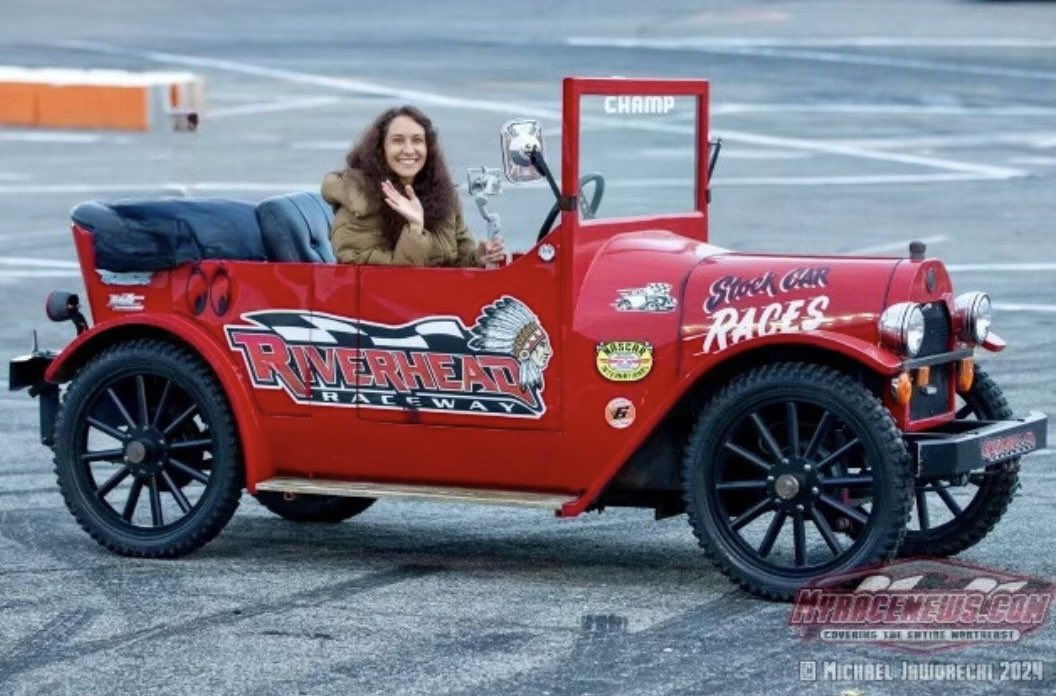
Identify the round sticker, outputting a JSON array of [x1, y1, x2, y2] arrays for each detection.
[[605, 397, 636, 429], [596, 341, 653, 382]]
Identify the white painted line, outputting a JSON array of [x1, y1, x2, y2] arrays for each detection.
[[570, 37, 1056, 49], [0, 131, 102, 144], [0, 182, 311, 195], [0, 171, 1021, 197], [715, 129, 1027, 179], [824, 132, 1056, 150], [845, 235, 949, 255], [55, 42, 1025, 181], [54, 41, 555, 119], [0, 256, 79, 269], [947, 263, 1056, 272], [0, 183, 174, 195], [715, 173, 1003, 186], [566, 38, 1056, 82], [291, 140, 353, 151], [713, 104, 1056, 117], [994, 303, 1056, 313], [209, 95, 342, 119], [0, 270, 81, 279], [640, 147, 810, 160]]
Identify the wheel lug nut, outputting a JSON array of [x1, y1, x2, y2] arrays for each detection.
[[811, 487, 819, 496], [803, 464, 813, 472], [767, 475, 775, 482], [781, 459, 789, 465], [796, 504, 805, 512]]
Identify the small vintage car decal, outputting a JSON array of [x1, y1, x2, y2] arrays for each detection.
[[614, 282, 677, 313], [225, 296, 552, 418], [604, 397, 636, 429], [596, 341, 654, 382], [106, 292, 146, 311]]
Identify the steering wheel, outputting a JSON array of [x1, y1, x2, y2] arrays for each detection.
[[536, 173, 606, 242]]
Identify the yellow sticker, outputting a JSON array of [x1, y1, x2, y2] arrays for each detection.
[[595, 341, 654, 382]]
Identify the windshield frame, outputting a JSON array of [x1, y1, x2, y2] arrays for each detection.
[[560, 77, 711, 240]]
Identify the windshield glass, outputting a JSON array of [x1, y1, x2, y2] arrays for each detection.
[[579, 94, 699, 220]]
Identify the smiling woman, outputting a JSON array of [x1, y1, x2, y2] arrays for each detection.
[[321, 105, 504, 267]]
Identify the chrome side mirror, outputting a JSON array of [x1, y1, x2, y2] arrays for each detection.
[[501, 119, 544, 183]]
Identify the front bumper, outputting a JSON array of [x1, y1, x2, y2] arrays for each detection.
[[9, 351, 59, 446], [905, 411, 1048, 479]]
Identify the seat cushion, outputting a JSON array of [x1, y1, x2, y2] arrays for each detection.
[[72, 198, 265, 272], [256, 192, 336, 263]]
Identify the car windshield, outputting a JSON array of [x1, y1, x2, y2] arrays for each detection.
[[579, 94, 699, 220]]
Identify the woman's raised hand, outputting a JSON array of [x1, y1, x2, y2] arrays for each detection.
[[477, 235, 506, 267], [381, 180, 425, 233]]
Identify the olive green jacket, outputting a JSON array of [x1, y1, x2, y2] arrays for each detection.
[[321, 170, 480, 267]]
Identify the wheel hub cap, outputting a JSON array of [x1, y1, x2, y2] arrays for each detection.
[[125, 441, 148, 465], [775, 474, 801, 500]]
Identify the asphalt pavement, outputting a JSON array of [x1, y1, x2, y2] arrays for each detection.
[[1, 1, 1055, 694]]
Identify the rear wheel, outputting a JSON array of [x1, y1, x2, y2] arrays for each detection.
[[54, 340, 242, 557], [682, 363, 913, 600], [254, 491, 374, 523], [899, 368, 1019, 557]]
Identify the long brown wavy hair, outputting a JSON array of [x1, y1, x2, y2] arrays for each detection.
[[343, 105, 458, 248]]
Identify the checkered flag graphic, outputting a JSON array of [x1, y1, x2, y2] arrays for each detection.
[[243, 311, 472, 352]]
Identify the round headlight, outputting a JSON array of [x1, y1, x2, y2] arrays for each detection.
[[904, 304, 925, 356], [955, 292, 992, 343], [879, 302, 926, 357]]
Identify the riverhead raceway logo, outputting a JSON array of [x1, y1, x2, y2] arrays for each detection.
[[224, 296, 552, 418], [789, 558, 1055, 653]]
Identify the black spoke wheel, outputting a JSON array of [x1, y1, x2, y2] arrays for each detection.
[[255, 491, 374, 523], [54, 340, 242, 557], [899, 367, 1019, 557], [682, 363, 912, 600]]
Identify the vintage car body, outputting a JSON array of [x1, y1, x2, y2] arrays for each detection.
[[10, 77, 1047, 600]]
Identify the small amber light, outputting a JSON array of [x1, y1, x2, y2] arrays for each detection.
[[958, 358, 975, 392], [891, 372, 913, 405], [915, 366, 931, 387]]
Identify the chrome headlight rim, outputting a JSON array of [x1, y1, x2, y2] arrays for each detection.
[[879, 302, 926, 357], [955, 291, 992, 343]]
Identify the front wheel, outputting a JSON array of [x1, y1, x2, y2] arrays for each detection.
[[682, 363, 913, 600], [54, 340, 242, 557], [899, 368, 1019, 557]]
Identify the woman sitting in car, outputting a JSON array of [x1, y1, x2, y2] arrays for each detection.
[[321, 105, 504, 267]]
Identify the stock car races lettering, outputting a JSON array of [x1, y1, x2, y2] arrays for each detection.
[[704, 266, 829, 313], [224, 296, 552, 418], [703, 296, 830, 353]]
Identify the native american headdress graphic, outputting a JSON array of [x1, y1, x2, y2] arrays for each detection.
[[469, 296, 552, 391]]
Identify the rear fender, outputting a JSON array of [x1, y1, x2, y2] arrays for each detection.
[[45, 315, 270, 488]]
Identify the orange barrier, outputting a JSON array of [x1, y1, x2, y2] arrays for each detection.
[[0, 68, 205, 131]]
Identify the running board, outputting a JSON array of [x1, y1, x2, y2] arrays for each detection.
[[255, 477, 576, 511]]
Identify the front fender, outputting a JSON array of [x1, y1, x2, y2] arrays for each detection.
[[44, 315, 270, 488], [684, 330, 903, 379]]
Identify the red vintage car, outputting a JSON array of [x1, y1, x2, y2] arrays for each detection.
[[9, 77, 1047, 600]]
